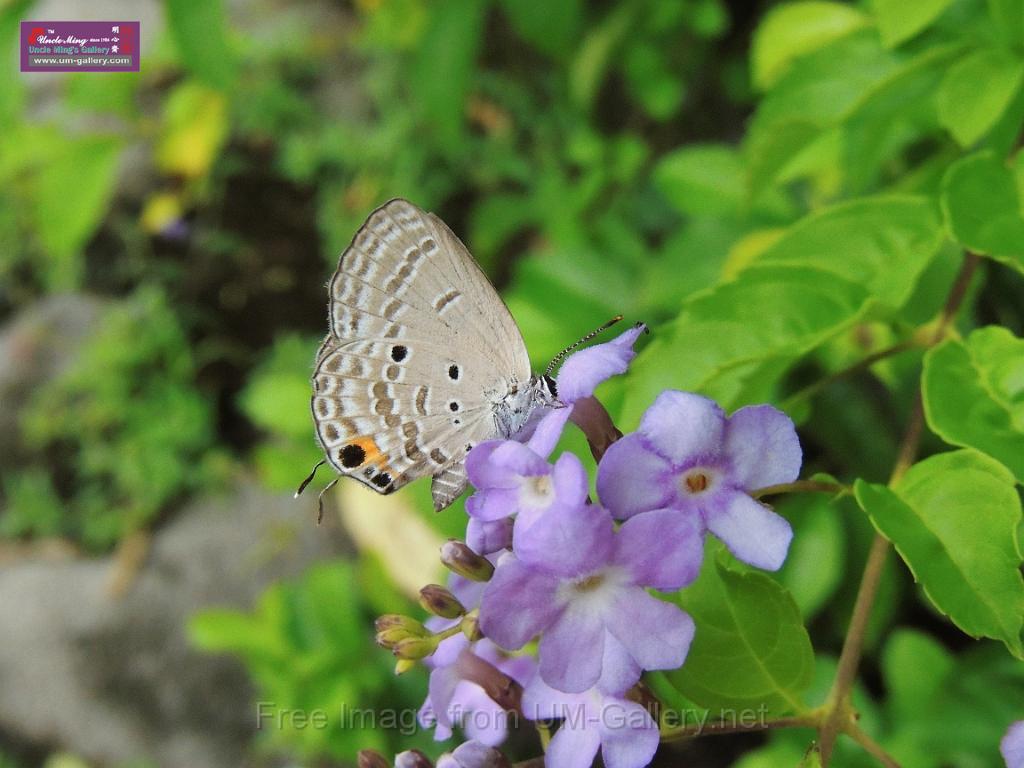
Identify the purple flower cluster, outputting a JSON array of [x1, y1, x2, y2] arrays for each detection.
[[418, 325, 803, 768]]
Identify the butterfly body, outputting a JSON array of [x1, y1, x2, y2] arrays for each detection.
[[310, 198, 558, 511]]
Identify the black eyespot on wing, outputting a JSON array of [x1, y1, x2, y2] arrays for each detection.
[[391, 345, 408, 362], [372, 472, 393, 488], [340, 444, 366, 468], [453, 418, 461, 425], [448, 364, 460, 380], [449, 401, 460, 412]]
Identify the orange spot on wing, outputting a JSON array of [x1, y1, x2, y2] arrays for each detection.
[[350, 436, 396, 476]]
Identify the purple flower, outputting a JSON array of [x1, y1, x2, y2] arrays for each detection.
[[1004, 721, 1024, 768], [479, 503, 701, 694], [435, 740, 509, 768], [521, 673, 659, 768], [465, 441, 589, 555], [597, 391, 801, 571], [528, 323, 647, 458], [419, 626, 534, 746]]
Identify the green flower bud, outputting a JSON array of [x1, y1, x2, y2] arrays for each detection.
[[419, 583, 466, 618], [440, 539, 494, 582]]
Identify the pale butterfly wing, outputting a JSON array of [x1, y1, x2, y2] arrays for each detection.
[[311, 199, 532, 510]]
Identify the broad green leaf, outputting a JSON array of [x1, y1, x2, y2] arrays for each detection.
[[498, 0, 581, 56], [31, 135, 123, 289], [749, 195, 944, 308], [165, 0, 238, 89], [621, 265, 871, 422], [774, 494, 846, 620], [989, 0, 1024, 46], [941, 151, 1024, 274], [653, 144, 743, 216], [855, 450, 1024, 657], [937, 48, 1024, 146], [881, 629, 954, 723], [871, 0, 955, 47], [660, 551, 815, 716], [751, 2, 868, 90], [923, 327, 1024, 483], [570, 3, 634, 109], [412, 0, 486, 150]]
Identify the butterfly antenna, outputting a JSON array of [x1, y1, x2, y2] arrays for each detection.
[[294, 459, 326, 499], [544, 315, 624, 376]]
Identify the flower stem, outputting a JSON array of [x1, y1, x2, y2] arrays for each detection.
[[816, 252, 980, 766], [782, 339, 919, 411], [845, 722, 903, 768], [751, 480, 850, 499], [660, 712, 821, 742]]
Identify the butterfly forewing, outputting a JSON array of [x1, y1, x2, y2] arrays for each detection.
[[312, 199, 531, 509]]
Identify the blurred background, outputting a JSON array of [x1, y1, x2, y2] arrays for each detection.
[[0, 0, 1022, 766]]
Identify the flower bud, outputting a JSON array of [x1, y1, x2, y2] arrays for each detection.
[[460, 612, 483, 642], [358, 750, 390, 768], [440, 540, 494, 582], [419, 583, 466, 618], [395, 749, 433, 768], [374, 614, 428, 648], [393, 635, 437, 661], [394, 658, 416, 675]]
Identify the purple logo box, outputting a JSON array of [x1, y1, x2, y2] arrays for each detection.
[[21, 21, 140, 72]]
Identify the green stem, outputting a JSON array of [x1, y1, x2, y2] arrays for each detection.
[[816, 252, 980, 766], [660, 712, 821, 742], [845, 722, 903, 768], [751, 480, 850, 499], [783, 339, 919, 411]]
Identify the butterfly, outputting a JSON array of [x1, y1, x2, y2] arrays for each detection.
[[299, 198, 616, 517]]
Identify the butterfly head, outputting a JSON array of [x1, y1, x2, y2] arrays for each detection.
[[534, 373, 563, 408]]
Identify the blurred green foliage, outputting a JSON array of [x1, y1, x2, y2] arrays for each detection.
[[190, 560, 434, 760], [0, 0, 1023, 765]]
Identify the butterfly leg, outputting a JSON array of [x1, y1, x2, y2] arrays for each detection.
[[294, 459, 327, 498], [317, 476, 340, 525]]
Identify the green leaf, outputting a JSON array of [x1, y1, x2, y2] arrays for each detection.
[[937, 48, 1024, 147], [653, 144, 743, 216], [988, 0, 1024, 47], [923, 327, 1024, 483], [941, 151, 1024, 274], [165, 0, 238, 90], [854, 450, 1024, 657], [659, 550, 815, 716], [881, 629, 954, 723], [411, 0, 486, 150], [751, 2, 868, 90], [871, 0, 955, 47], [30, 135, 123, 290], [497, 0, 581, 56], [621, 265, 871, 421], [749, 195, 944, 308], [774, 494, 846, 620]]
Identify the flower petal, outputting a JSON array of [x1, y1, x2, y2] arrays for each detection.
[[458, 690, 509, 747], [527, 407, 572, 458], [479, 558, 561, 650], [556, 324, 646, 403], [449, 739, 509, 768], [705, 490, 793, 571], [614, 508, 704, 590], [724, 405, 802, 490], [598, 631, 642, 696], [539, 606, 606, 693], [514, 503, 615, 578], [521, 673, 587, 722], [428, 665, 462, 730], [596, 433, 674, 519], [1002, 721, 1024, 768], [546, 718, 603, 768], [466, 441, 511, 489], [466, 488, 519, 522], [552, 451, 590, 508], [466, 516, 514, 554], [598, 698, 661, 768], [605, 588, 695, 672], [639, 390, 726, 465]]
